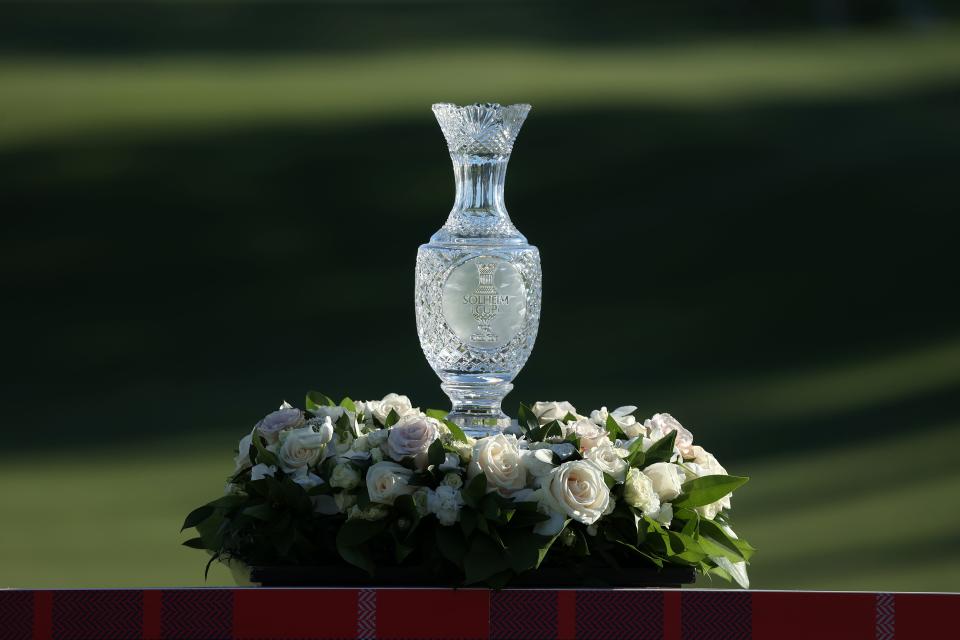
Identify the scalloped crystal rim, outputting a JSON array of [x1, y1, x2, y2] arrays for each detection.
[[432, 102, 532, 156]]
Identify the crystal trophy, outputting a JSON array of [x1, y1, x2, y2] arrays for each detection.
[[415, 103, 542, 438]]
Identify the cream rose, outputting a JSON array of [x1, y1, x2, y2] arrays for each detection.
[[623, 467, 661, 515], [372, 393, 417, 424], [467, 434, 526, 495], [585, 442, 629, 483], [643, 462, 684, 501], [366, 461, 415, 505], [385, 414, 440, 469], [644, 413, 694, 459], [564, 418, 610, 451], [530, 401, 579, 425], [278, 424, 331, 473], [540, 460, 611, 525], [235, 433, 253, 470]]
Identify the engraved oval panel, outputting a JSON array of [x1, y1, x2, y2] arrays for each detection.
[[442, 256, 527, 350]]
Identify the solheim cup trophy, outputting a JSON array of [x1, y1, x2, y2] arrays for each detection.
[[415, 103, 542, 438]]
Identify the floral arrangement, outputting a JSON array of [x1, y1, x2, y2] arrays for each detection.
[[183, 392, 754, 588]]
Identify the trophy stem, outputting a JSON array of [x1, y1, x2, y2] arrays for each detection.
[[441, 379, 514, 438]]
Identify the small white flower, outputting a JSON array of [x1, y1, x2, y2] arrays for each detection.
[[528, 441, 577, 460], [250, 463, 276, 481], [442, 472, 463, 489], [366, 461, 415, 505], [330, 463, 361, 490], [530, 401, 580, 425], [426, 485, 465, 526], [585, 442, 629, 483], [643, 462, 685, 502], [623, 467, 661, 516], [347, 504, 389, 521], [590, 406, 643, 438], [334, 492, 357, 513], [450, 439, 475, 464], [563, 418, 610, 451], [644, 413, 695, 459]]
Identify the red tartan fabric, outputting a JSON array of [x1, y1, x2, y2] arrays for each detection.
[[0, 589, 955, 640]]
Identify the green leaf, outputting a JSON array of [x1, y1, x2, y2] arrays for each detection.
[[436, 526, 468, 568], [480, 493, 501, 520], [501, 529, 559, 573], [673, 475, 749, 509], [563, 412, 579, 423], [181, 505, 214, 531], [242, 503, 276, 521], [603, 472, 617, 489], [428, 438, 446, 468], [181, 537, 207, 550], [626, 436, 647, 468], [642, 430, 677, 466], [517, 403, 538, 432], [460, 508, 478, 537], [464, 535, 510, 585], [335, 412, 352, 435], [337, 542, 375, 575], [340, 396, 357, 412], [306, 390, 336, 412], [426, 408, 448, 421], [464, 473, 488, 503], [206, 495, 247, 511], [250, 429, 279, 467], [605, 414, 626, 441], [441, 419, 468, 444], [699, 519, 752, 561], [336, 518, 388, 547], [385, 409, 400, 427]]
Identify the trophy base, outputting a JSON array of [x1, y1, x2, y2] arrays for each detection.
[[445, 410, 513, 440], [441, 378, 514, 439]]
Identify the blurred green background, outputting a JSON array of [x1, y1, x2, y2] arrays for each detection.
[[2, 1, 959, 591]]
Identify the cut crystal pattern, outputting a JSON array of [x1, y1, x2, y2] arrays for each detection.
[[416, 103, 541, 437]]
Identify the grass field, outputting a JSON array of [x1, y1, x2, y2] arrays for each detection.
[[3, 25, 959, 590]]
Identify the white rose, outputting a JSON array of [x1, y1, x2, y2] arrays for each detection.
[[330, 463, 361, 490], [623, 467, 661, 516], [644, 413, 695, 459], [427, 485, 465, 526], [256, 407, 305, 444], [412, 487, 431, 516], [277, 422, 332, 473], [591, 405, 643, 438], [250, 463, 276, 481], [564, 418, 610, 451], [385, 414, 440, 469], [643, 462, 684, 502], [373, 393, 417, 424], [467, 434, 527, 495], [585, 442, 629, 483], [366, 461, 415, 505], [520, 448, 557, 478], [540, 460, 611, 526], [235, 433, 253, 470], [530, 401, 579, 425]]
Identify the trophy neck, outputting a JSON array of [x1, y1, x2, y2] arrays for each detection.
[[432, 153, 526, 245]]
